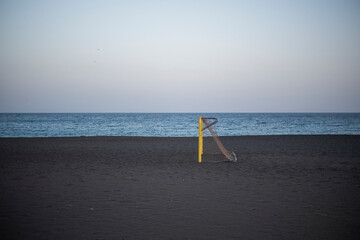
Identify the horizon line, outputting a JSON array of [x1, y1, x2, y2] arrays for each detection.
[[1, 112, 359, 114]]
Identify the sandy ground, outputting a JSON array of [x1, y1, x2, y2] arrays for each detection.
[[0, 135, 360, 239]]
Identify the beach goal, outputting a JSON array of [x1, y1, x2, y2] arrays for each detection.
[[198, 117, 237, 163]]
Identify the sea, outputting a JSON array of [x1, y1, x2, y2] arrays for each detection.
[[0, 113, 359, 138]]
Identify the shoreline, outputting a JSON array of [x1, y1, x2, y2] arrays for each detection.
[[1, 133, 360, 138]]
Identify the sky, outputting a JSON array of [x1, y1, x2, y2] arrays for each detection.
[[0, 0, 359, 113]]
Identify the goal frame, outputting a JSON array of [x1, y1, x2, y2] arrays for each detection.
[[198, 117, 218, 163]]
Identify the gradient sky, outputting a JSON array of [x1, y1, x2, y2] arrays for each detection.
[[0, 0, 359, 112]]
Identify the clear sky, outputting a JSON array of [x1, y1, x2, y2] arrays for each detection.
[[0, 0, 359, 112]]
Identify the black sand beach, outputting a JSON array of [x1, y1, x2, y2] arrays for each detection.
[[1, 136, 360, 239]]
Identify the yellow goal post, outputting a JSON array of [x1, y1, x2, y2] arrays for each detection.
[[198, 117, 237, 163]]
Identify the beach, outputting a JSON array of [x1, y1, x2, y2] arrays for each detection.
[[1, 135, 359, 239]]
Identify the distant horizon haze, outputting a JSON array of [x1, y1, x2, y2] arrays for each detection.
[[1, 0, 359, 113]]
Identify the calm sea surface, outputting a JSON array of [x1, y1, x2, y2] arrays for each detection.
[[0, 113, 359, 137]]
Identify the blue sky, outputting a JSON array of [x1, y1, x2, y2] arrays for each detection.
[[0, 0, 359, 112]]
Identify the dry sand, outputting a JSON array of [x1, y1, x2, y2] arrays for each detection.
[[1, 136, 360, 239]]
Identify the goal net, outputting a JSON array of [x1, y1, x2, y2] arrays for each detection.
[[199, 117, 237, 163]]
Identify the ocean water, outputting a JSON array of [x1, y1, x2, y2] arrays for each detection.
[[0, 113, 359, 137]]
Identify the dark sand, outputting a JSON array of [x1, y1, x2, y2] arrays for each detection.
[[1, 136, 360, 239]]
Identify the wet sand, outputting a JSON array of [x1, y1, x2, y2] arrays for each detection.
[[1, 136, 360, 239]]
